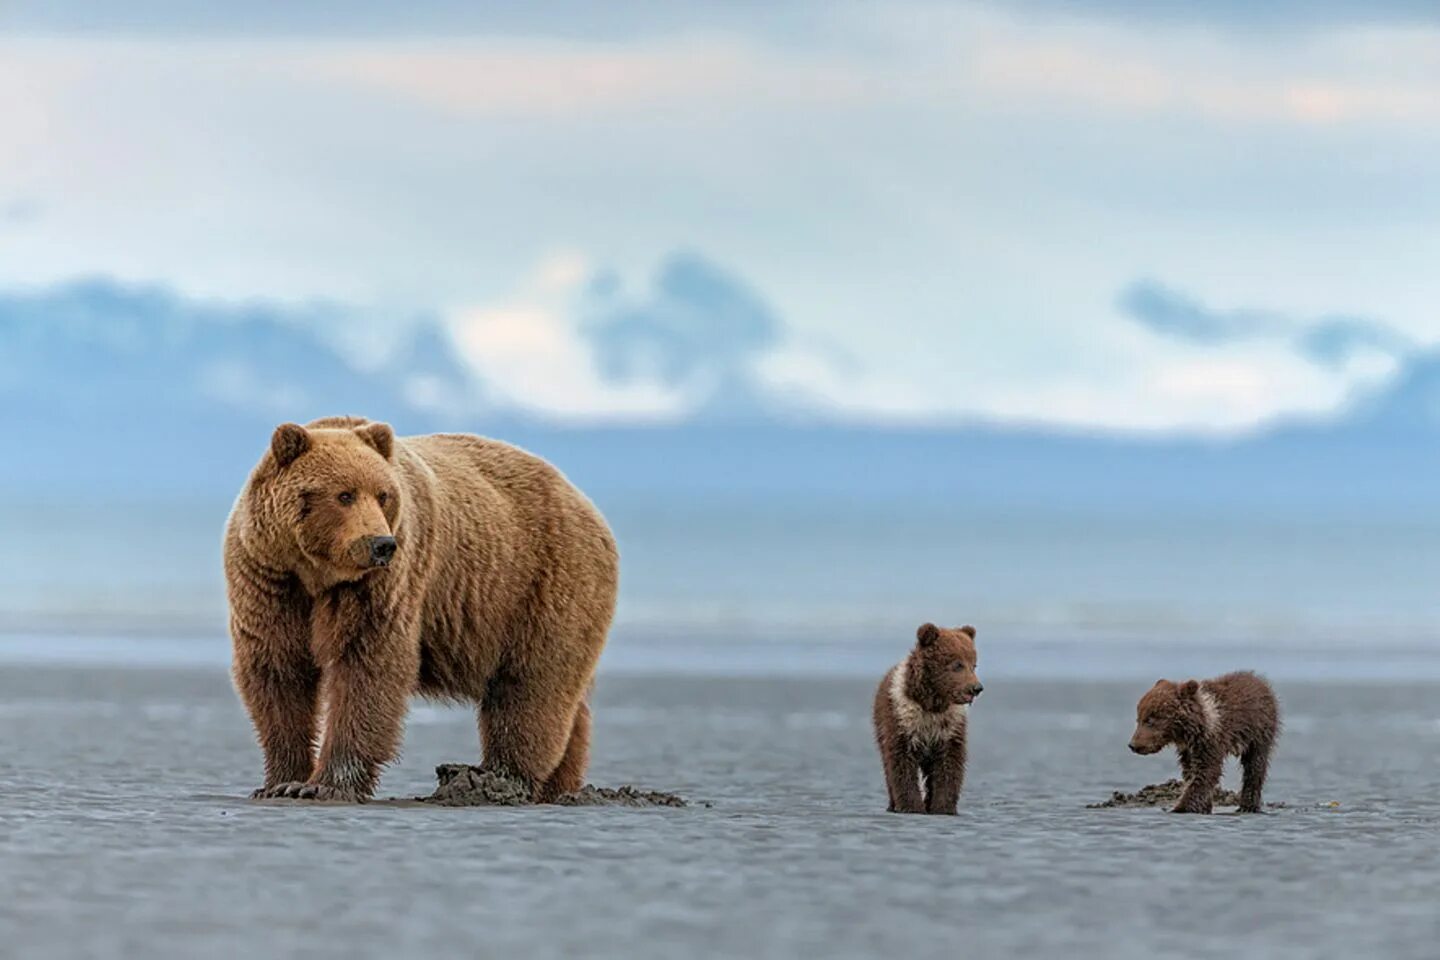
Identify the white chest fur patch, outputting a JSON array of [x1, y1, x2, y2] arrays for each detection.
[[1197, 687, 1222, 738], [889, 660, 967, 751]]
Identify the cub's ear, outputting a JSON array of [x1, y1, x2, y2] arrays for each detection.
[[916, 623, 940, 647], [355, 422, 395, 460], [959, 625, 976, 639], [270, 423, 310, 468], [1180, 680, 1200, 697]]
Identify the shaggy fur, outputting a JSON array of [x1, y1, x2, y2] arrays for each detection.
[[225, 417, 619, 803], [1128, 671, 1280, 814], [872, 623, 984, 815]]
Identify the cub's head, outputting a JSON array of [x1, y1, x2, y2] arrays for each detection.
[[910, 623, 983, 709], [255, 420, 402, 580], [1128, 679, 1200, 754]]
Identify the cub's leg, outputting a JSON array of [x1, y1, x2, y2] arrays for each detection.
[[1239, 742, 1272, 813], [882, 741, 924, 814], [1172, 751, 1222, 815], [923, 735, 967, 815]]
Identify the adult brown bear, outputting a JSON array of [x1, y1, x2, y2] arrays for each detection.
[[224, 416, 618, 802]]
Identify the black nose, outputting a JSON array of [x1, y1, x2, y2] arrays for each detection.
[[973, 683, 984, 695], [1129, 744, 1142, 754], [369, 536, 397, 565]]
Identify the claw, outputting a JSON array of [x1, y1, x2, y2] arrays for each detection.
[[251, 780, 367, 803]]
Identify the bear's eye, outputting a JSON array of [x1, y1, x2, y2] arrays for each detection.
[[337, 491, 356, 506], [376, 491, 389, 507], [951, 660, 965, 672]]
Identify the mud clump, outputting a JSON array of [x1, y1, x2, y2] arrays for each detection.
[[554, 785, 688, 808], [427, 764, 536, 806], [423, 764, 690, 808], [1088, 778, 1285, 810]]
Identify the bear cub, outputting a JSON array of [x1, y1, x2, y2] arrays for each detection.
[[873, 623, 983, 815], [1128, 671, 1279, 814]]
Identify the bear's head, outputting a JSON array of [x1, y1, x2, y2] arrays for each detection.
[[909, 623, 983, 710], [249, 420, 402, 582], [1128, 679, 1201, 754]]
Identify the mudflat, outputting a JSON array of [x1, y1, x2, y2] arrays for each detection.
[[1, 663, 1438, 960]]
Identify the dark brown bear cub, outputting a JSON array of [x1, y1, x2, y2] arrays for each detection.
[[873, 623, 983, 815], [1128, 671, 1279, 814]]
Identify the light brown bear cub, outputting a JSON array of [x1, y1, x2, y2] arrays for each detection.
[[226, 417, 618, 803], [873, 623, 983, 815], [1129, 671, 1279, 814]]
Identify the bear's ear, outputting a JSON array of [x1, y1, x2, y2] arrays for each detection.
[[1180, 679, 1200, 697], [916, 623, 940, 647], [959, 625, 976, 639], [271, 423, 310, 468], [354, 422, 394, 460]]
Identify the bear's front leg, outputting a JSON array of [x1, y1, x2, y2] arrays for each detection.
[[1172, 751, 1222, 815], [262, 584, 418, 802], [227, 561, 320, 797]]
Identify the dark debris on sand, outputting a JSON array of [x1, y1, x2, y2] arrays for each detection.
[[1087, 778, 1285, 810], [422, 763, 693, 808]]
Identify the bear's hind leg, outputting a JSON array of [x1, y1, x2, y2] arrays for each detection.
[[537, 701, 591, 802], [1239, 742, 1271, 813], [480, 680, 580, 800]]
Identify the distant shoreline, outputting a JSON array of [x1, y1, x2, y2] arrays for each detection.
[[7, 629, 1440, 682]]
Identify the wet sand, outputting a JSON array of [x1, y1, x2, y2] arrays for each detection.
[[2, 665, 1439, 960]]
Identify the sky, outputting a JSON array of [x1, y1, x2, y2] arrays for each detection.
[[2, 1, 1438, 433]]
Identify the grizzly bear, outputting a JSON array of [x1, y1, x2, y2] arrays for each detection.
[[1128, 671, 1279, 814], [872, 623, 983, 815], [224, 417, 619, 803]]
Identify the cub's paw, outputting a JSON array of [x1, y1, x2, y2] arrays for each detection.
[[1170, 802, 1213, 815], [253, 782, 366, 803]]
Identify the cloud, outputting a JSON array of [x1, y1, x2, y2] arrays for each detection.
[[0, 1, 826, 40], [0, 199, 42, 225], [987, 0, 1440, 30], [1118, 280, 1287, 344], [448, 253, 690, 424], [6, 0, 1437, 40], [962, 23, 1440, 126], [298, 39, 872, 118], [1119, 278, 1414, 370], [448, 250, 842, 424], [1298, 317, 1416, 368], [582, 252, 784, 417]]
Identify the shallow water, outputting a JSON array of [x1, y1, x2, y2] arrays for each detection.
[[1, 665, 1438, 959]]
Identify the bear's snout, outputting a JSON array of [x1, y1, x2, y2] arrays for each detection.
[[367, 535, 398, 567]]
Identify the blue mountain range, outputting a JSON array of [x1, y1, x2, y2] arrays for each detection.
[[4, 277, 1439, 517]]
